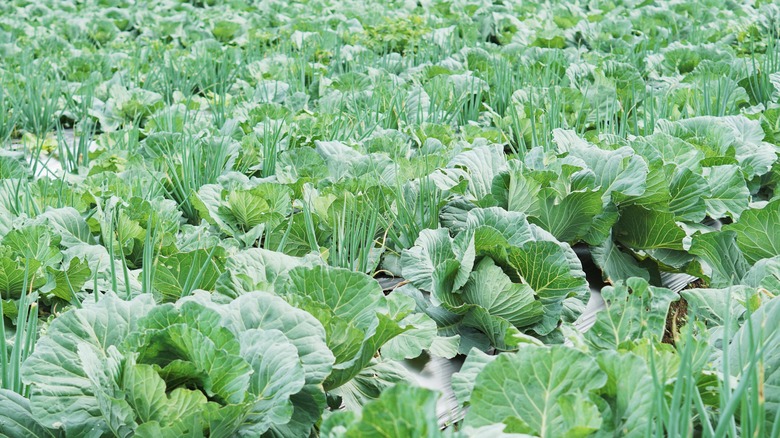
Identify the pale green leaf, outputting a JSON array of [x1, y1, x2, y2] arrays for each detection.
[[465, 345, 607, 437]]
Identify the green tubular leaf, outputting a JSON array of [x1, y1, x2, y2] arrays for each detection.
[[726, 296, 780, 433]]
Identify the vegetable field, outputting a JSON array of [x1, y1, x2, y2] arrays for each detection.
[[2, 0, 780, 436]]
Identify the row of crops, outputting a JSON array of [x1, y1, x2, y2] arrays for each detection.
[[1, 0, 780, 436]]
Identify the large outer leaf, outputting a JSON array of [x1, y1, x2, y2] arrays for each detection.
[[381, 293, 437, 361], [668, 166, 708, 222], [530, 189, 604, 243], [461, 307, 523, 351], [503, 242, 589, 335], [631, 133, 704, 171], [703, 165, 749, 220], [447, 144, 507, 200], [614, 205, 686, 250], [451, 348, 497, 407], [193, 182, 292, 237], [328, 360, 414, 411], [690, 230, 749, 288], [343, 385, 443, 438], [37, 207, 95, 247], [0, 258, 44, 299], [204, 291, 333, 438], [656, 116, 778, 179], [724, 199, 780, 264], [465, 207, 534, 253], [283, 265, 384, 331], [742, 256, 780, 292], [152, 248, 224, 301], [621, 161, 672, 208], [595, 351, 655, 437], [0, 389, 59, 438], [206, 291, 334, 386], [728, 296, 780, 432], [591, 235, 650, 283], [2, 225, 62, 269], [192, 184, 233, 231], [324, 313, 407, 390], [225, 183, 292, 231], [585, 278, 678, 350], [491, 160, 542, 216], [565, 139, 648, 201], [322, 384, 445, 438], [77, 344, 136, 437], [465, 345, 607, 437], [315, 140, 362, 181], [21, 294, 156, 436], [237, 329, 306, 436], [396, 284, 491, 356], [279, 265, 408, 390], [122, 363, 206, 427], [265, 387, 327, 438], [42, 257, 91, 301], [680, 287, 750, 330]]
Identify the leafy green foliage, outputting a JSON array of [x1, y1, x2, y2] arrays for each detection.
[[19, 292, 331, 437], [1, 0, 780, 435]]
